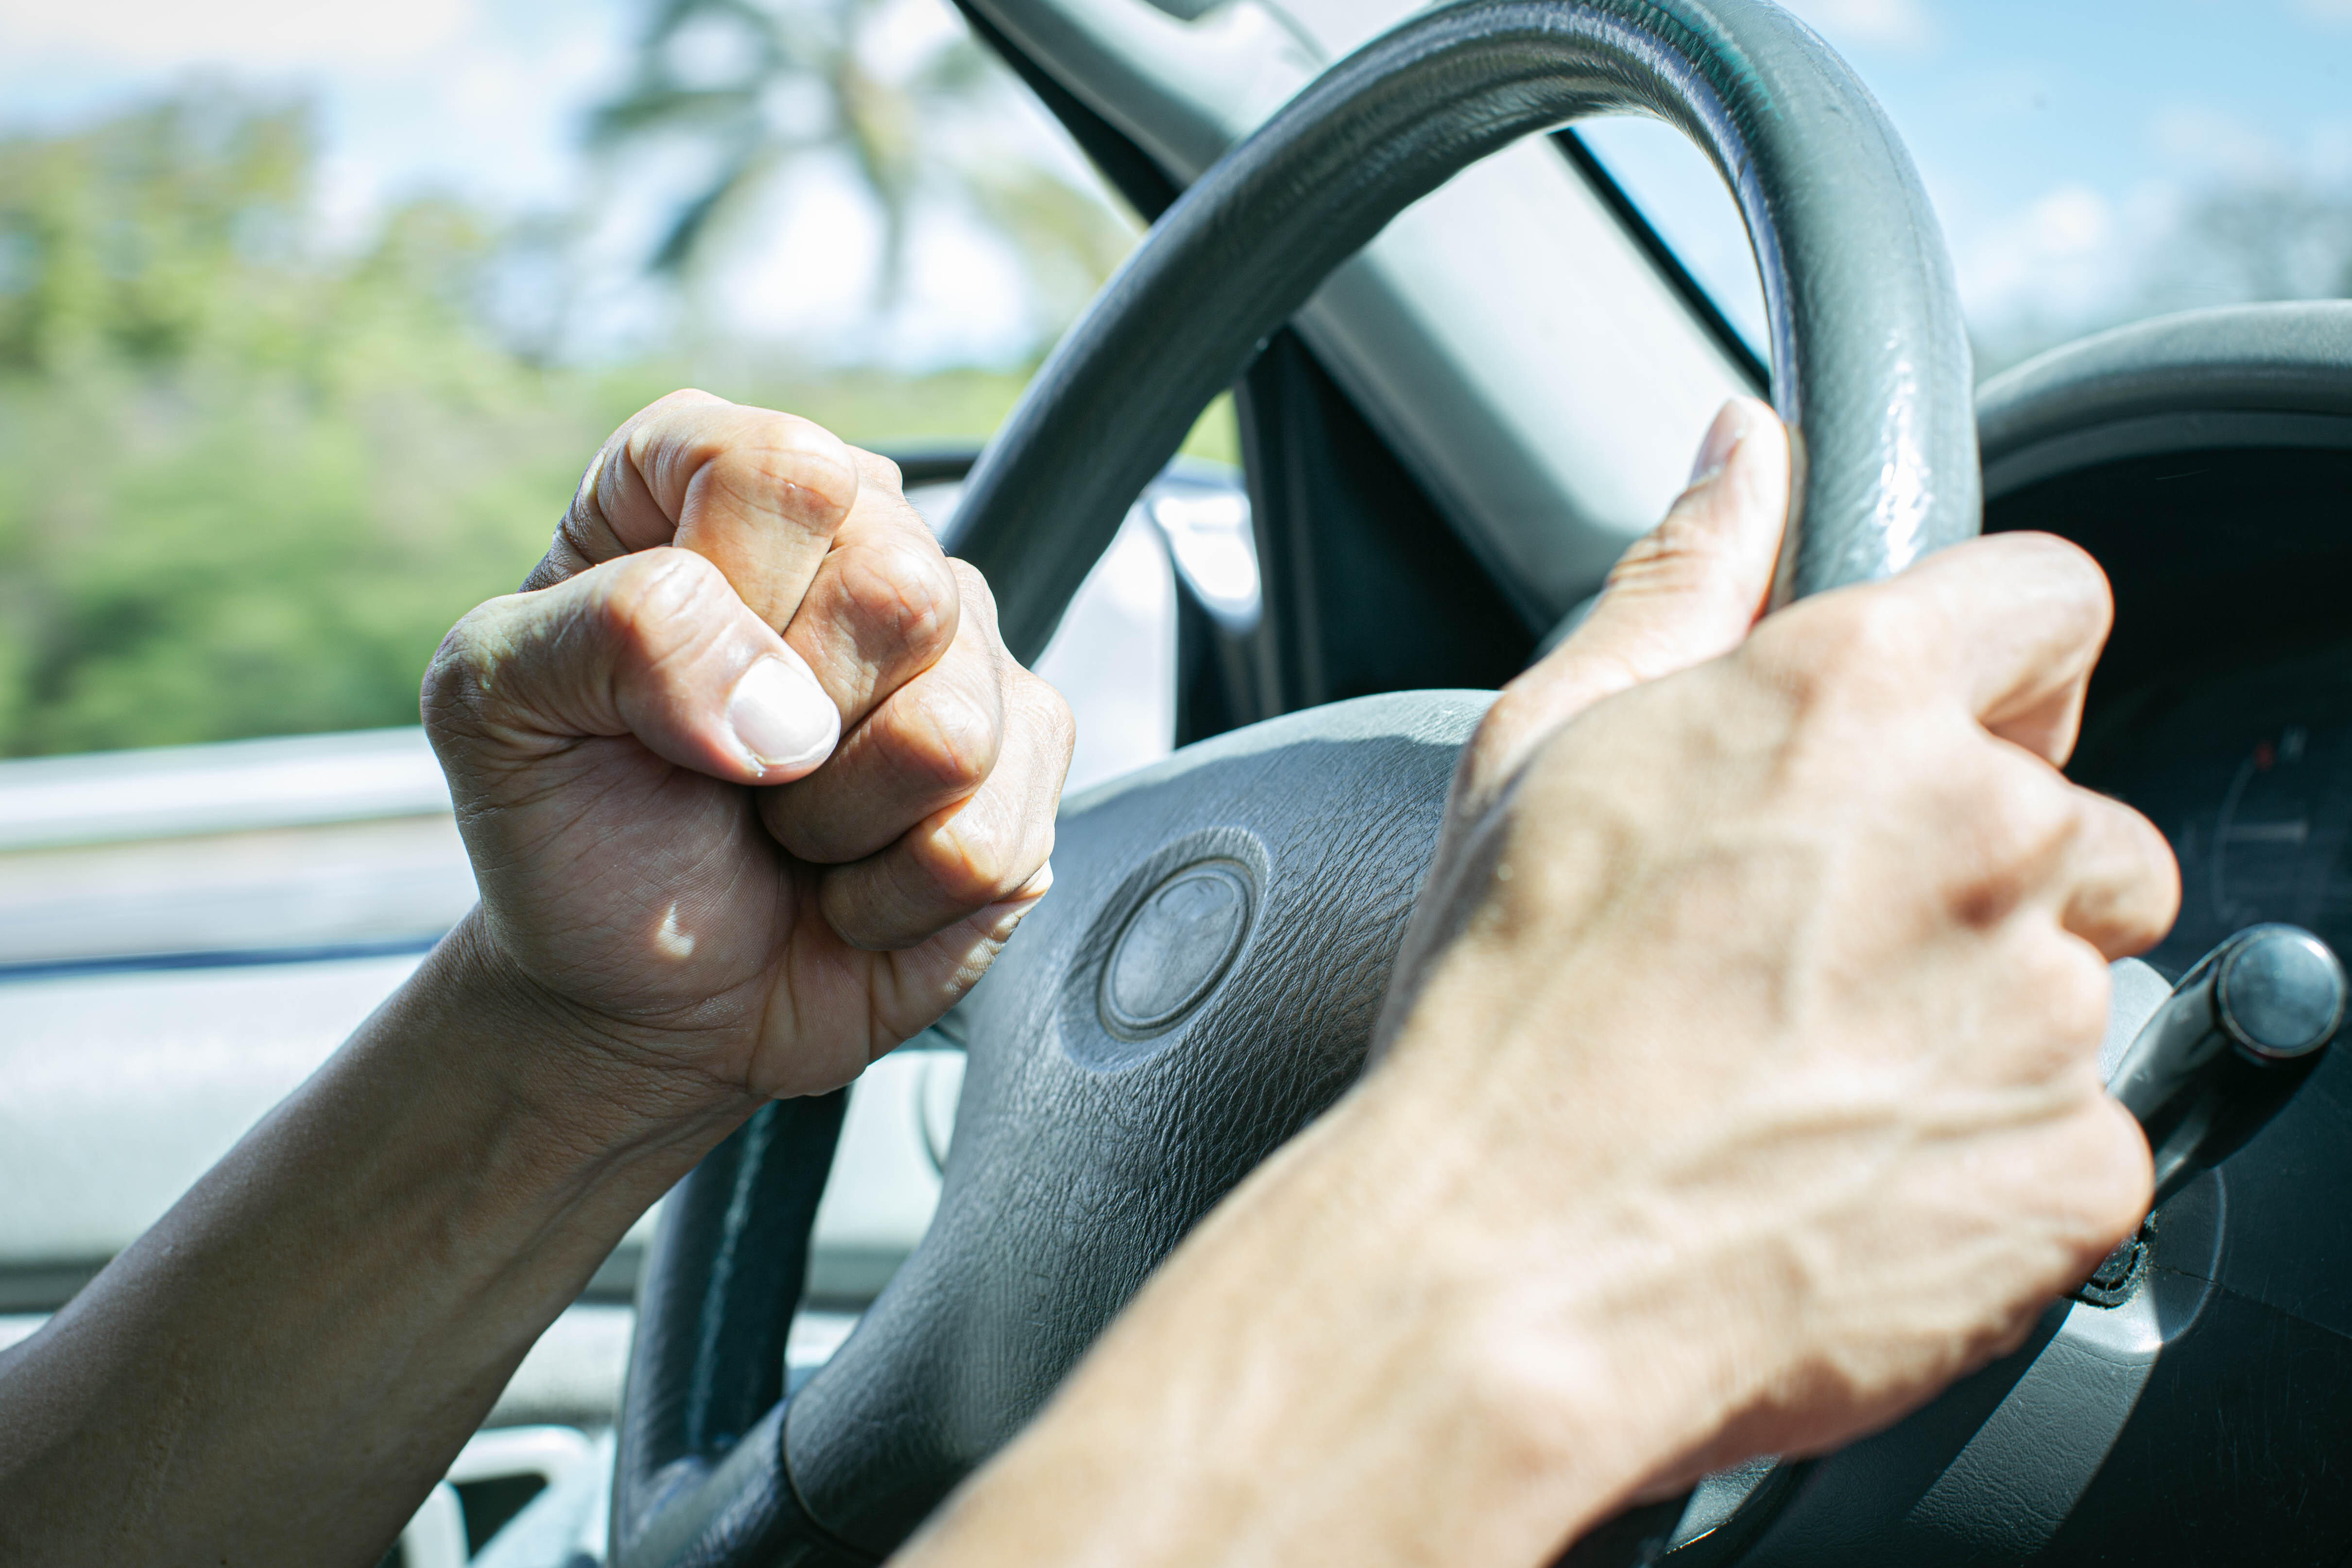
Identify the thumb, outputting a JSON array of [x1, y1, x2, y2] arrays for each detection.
[[1454, 396, 1788, 816], [424, 545, 842, 798]]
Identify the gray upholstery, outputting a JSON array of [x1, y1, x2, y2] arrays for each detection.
[[1979, 301, 2352, 497]]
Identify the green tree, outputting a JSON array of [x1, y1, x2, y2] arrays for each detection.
[[0, 90, 599, 758], [590, 0, 1133, 341]]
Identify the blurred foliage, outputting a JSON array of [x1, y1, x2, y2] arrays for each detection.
[[0, 88, 1080, 759], [2147, 179, 2352, 317], [1974, 175, 2352, 377], [591, 0, 1134, 331]]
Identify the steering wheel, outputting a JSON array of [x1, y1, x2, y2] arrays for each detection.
[[609, 3, 1977, 1565]]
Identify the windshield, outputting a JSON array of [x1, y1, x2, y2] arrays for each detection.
[[1582, 0, 2352, 377]]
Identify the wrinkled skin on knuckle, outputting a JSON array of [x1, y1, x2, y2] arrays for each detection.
[[947, 557, 1001, 631], [885, 668, 1005, 802], [1013, 668, 1078, 781], [762, 674, 1001, 865], [817, 790, 1038, 953], [717, 432, 856, 526], [635, 401, 858, 536], [829, 536, 960, 673], [593, 549, 733, 679], [919, 792, 1026, 913], [422, 597, 532, 749]]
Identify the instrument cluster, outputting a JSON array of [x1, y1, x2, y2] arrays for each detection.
[[2076, 641, 2352, 978]]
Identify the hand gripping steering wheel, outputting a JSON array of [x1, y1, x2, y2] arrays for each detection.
[[609, 3, 1977, 1564]]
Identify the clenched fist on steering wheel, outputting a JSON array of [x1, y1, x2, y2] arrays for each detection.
[[428, 389, 1072, 1107], [0, 391, 1073, 1566]]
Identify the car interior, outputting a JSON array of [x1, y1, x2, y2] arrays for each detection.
[[5, 1, 2350, 1565]]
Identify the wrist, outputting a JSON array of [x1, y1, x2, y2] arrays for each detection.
[[419, 906, 764, 1169], [911, 1074, 1756, 1568], [1301, 1078, 1763, 1547]]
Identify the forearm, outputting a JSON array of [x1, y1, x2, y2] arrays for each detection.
[[0, 912, 755, 1566], [899, 1069, 1749, 1568]]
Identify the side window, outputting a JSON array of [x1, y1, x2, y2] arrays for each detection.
[[0, 0, 1223, 1449], [1580, 0, 2352, 379]]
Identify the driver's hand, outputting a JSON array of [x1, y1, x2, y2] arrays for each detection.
[[424, 390, 1072, 1103], [910, 400, 2181, 1568], [1367, 398, 2180, 1488]]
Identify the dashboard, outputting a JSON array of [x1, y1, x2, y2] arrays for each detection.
[[1979, 342, 2352, 984], [1993, 439, 2352, 982], [1719, 305, 2352, 1567], [2074, 638, 2352, 979]]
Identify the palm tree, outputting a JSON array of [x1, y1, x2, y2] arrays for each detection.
[[590, 0, 1133, 340]]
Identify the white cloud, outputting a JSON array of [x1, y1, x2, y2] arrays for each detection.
[[1955, 181, 2138, 327], [1779, 0, 1940, 53], [0, 0, 475, 73], [703, 154, 1038, 371], [2294, 0, 2352, 23]]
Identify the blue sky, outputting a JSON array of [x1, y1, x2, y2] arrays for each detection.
[[1, 0, 2348, 365], [1597, 0, 2352, 357]]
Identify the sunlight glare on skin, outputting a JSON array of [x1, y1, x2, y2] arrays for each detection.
[[654, 901, 697, 962]]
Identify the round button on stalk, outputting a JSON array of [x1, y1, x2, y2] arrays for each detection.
[[2217, 925, 2347, 1060], [2109, 923, 2348, 1208]]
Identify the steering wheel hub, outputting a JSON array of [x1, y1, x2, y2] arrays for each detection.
[[1100, 860, 1256, 1041]]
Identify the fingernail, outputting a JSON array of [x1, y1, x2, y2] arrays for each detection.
[[1689, 397, 1763, 486], [727, 656, 839, 773]]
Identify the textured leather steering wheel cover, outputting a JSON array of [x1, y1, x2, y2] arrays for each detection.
[[951, 0, 1979, 663], [786, 693, 1494, 1553], [616, 4, 1984, 1563]]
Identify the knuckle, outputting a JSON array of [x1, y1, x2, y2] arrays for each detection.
[[1945, 765, 2076, 924], [2084, 1100, 2157, 1231], [2101, 801, 2182, 945], [1751, 587, 1937, 718], [421, 602, 509, 729], [1809, 588, 1933, 684], [883, 679, 1001, 796], [948, 558, 1001, 631], [1017, 671, 1076, 759], [635, 400, 860, 528], [837, 539, 959, 662], [715, 441, 856, 528], [742, 412, 858, 503], [2026, 938, 2113, 1055], [854, 445, 905, 494], [924, 802, 1021, 905], [1987, 531, 2113, 620], [1974, 761, 2077, 870], [592, 550, 730, 667]]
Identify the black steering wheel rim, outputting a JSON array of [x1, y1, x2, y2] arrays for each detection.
[[612, 5, 1979, 1566]]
